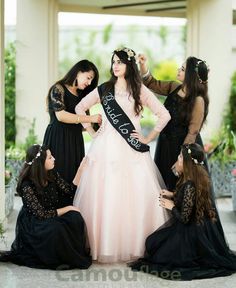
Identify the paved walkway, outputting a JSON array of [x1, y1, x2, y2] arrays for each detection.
[[0, 196, 236, 288], [1, 141, 236, 287]]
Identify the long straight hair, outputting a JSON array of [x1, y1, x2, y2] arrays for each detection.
[[104, 48, 143, 115], [46, 59, 99, 108], [180, 57, 209, 126]]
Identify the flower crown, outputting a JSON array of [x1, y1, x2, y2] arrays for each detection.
[[195, 60, 209, 84], [185, 145, 204, 165], [25, 144, 42, 166], [115, 47, 135, 61]]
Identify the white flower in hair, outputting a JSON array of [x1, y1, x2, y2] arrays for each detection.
[[115, 47, 135, 61]]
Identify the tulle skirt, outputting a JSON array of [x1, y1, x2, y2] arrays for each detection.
[[129, 218, 236, 280], [73, 126, 170, 263]]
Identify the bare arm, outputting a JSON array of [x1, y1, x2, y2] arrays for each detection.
[[49, 84, 101, 124], [55, 110, 101, 125]]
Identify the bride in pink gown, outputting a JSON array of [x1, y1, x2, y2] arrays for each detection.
[[73, 47, 171, 263]]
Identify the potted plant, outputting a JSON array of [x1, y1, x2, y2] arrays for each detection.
[[231, 169, 236, 211], [0, 222, 4, 240], [206, 127, 236, 198], [5, 145, 25, 216]]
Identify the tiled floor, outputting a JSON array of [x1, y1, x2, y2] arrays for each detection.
[[0, 196, 236, 288]]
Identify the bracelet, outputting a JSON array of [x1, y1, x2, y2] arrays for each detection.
[[75, 115, 80, 124], [142, 69, 150, 79]]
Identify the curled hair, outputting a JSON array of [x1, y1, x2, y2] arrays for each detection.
[[176, 143, 216, 224], [104, 48, 143, 115], [180, 56, 209, 127], [16, 144, 54, 196]]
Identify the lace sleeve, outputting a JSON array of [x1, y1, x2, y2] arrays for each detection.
[[143, 72, 180, 96], [54, 171, 75, 197], [171, 182, 196, 224], [50, 84, 65, 112], [184, 97, 205, 144], [21, 184, 57, 220]]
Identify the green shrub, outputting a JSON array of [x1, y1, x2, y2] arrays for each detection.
[[224, 71, 236, 133], [152, 60, 178, 81], [207, 71, 236, 164], [5, 42, 16, 149], [22, 118, 39, 150], [0, 222, 4, 241]]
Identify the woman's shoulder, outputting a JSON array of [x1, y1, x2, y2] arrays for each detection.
[[51, 83, 65, 94], [20, 179, 34, 189], [18, 179, 36, 196], [182, 180, 196, 192]]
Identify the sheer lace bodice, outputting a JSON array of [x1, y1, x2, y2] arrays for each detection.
[[20, 172, 75, 220], [172, 181, 196, 224], [143, 73, 205, 143]]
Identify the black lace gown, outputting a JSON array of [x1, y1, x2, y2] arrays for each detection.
[[0, 172, 92, 270], [154, 87, 205, 191], [43, 84, 85, 207], [129, 181, 236, 280]]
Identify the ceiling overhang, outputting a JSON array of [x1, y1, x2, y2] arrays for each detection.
[[59, 0, 187, 18]]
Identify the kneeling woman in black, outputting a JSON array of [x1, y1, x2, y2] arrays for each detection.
[[0, 144, 91, 270], [129, 143, 236, 280]]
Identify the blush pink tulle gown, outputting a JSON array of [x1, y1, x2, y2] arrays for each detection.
[[73, 84, 171, 263]]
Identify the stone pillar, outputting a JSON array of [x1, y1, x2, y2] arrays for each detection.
[[187, 0, 232, 138], [16, 0, 58, 143], [0, 0, 6, 223]]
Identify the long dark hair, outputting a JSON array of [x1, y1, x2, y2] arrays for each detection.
[[104, 48, 143, 115], [180, 56, 209, 126], [176, 143, 216, 224], [16, 144, 54, 196], [46, 59, 99, 106]]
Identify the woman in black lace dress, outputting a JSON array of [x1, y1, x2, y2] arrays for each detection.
[[43, 60, 101, 207], [0, 144, 92, 270], [139, 55, 209, 191], [129, 144, 236, 280]]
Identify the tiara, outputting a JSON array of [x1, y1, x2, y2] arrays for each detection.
[[195, 60, 209, 84], [186, 145, 204, 165], [25, 144, 42, 165], [115, 47, 135, 61]]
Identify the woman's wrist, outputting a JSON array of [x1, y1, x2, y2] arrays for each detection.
[[141, 69, 150, 79], [75, 115, 80, 124], [146, 130, 159, 144]]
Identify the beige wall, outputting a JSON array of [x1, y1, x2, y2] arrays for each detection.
[[14, 0, 235, 144], [0, 0, 5, 222], [16, 0, 58, 144], [187, 0, 233, 140]]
